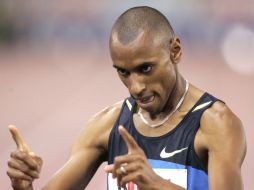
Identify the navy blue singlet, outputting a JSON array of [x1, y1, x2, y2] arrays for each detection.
[[107, 92, 218, 190]]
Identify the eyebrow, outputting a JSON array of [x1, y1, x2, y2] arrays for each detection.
[[113, 62, 154, 71], [113, 65, 124, 70]]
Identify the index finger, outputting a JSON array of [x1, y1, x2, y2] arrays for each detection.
[[118, 125, 139, 153], [8, 125, 30, 152]]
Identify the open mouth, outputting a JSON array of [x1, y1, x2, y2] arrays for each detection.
[[137, 95, 155, 105]]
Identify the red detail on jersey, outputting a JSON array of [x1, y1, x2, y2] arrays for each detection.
[[127, 182, 135, 190]]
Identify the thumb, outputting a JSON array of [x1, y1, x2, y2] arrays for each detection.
[[104, 164, 114, 173], [8, 125, 31, 152]]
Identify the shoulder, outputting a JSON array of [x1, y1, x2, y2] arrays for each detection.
[[199, 101, 246, 158], [71, 100, 124, 155], [89, 100, 124, 128], [201, 101, 243, 136]]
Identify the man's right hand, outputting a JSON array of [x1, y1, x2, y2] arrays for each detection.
[[7, 125, 43, 190]]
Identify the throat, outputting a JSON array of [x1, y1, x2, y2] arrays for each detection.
[[137, 79, 189, 128]]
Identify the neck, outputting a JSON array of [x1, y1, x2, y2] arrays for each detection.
[[163, 75, 187, 114], [138, 76, 189, 128], [150, 75, 186, 118]]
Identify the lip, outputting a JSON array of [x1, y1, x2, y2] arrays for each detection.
[[136, 95, 155, 107]]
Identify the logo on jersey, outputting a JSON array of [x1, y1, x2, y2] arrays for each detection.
[[160, 147, 188, 159]]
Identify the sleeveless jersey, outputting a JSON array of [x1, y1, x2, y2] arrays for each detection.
[[107, 92, 218, 190]]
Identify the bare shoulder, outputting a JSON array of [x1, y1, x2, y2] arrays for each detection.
[[200, 101, 244, 137], [71, 100, 124, 156], [199, 101, 246, 162]]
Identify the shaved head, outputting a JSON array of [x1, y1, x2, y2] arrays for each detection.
[[110, 6, 175, 48]]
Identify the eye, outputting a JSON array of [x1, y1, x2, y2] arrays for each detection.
[[139, 64, 153, 73], [117, 68, 129, 76]]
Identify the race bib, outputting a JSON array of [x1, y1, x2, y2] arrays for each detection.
[[107, 168, 187, 190]]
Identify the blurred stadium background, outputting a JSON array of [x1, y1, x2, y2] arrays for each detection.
[[0, 0, 253, 189]]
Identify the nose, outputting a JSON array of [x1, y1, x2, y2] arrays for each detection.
[[128, 73, 146, 97]]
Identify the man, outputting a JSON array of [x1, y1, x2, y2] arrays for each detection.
[[7, 6, 246, 190]]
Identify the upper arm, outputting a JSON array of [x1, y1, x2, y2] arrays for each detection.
[[200, 102, 246, 190], [42, 101, 123, 190]]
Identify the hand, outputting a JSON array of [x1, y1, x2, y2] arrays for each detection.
[[104, 126, 170, 190], [7, 125, 43, 190]]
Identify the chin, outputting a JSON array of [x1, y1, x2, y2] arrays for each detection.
[[142, 105, 160, 115], [138, 98, 163, 115]]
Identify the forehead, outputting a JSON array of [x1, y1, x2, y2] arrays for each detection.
[[110, 31, 167, 68]]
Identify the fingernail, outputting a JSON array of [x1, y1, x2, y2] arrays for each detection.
[[104, 165, 109, 171], [29, 152, 36, 156], [8, 125, 15, 129]]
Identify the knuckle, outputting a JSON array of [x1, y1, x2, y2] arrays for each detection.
[[136, 172, 143, 181], [6, 170, 11, 177], [140, 156, 146, 163], [30, 171, 39, 179], [7, 160, 12, 167], [114, 157, 119, 162], [10, 151, 17, 158], [21, 152, 29, 159], [14, 151, 24, 159], [29, 162, 37, 169], [114, 157, 121, 164], [135, 154, 145, 162], [35, 173, 40, 179]]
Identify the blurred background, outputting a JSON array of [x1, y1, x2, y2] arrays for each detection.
[[0, 0, 253, 189]]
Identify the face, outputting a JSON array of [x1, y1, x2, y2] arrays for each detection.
[[110, 32, 177, 114]]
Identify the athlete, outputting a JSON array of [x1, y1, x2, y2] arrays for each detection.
[[7, 6, 246, 190]]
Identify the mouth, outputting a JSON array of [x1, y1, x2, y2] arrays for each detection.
[[136, 95, 155, 105]]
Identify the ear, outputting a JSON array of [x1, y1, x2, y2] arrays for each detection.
[[169, 37, 182, 64]]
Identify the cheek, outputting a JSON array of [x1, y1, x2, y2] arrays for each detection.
[[149, 67, 176, 97]]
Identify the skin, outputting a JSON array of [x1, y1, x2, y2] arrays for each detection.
[[8, 125, 42, 190], [7, 28, 246, 190]]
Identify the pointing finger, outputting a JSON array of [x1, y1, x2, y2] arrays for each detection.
[[9, 125, 30, 152], [118, 126, 139, 153]]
